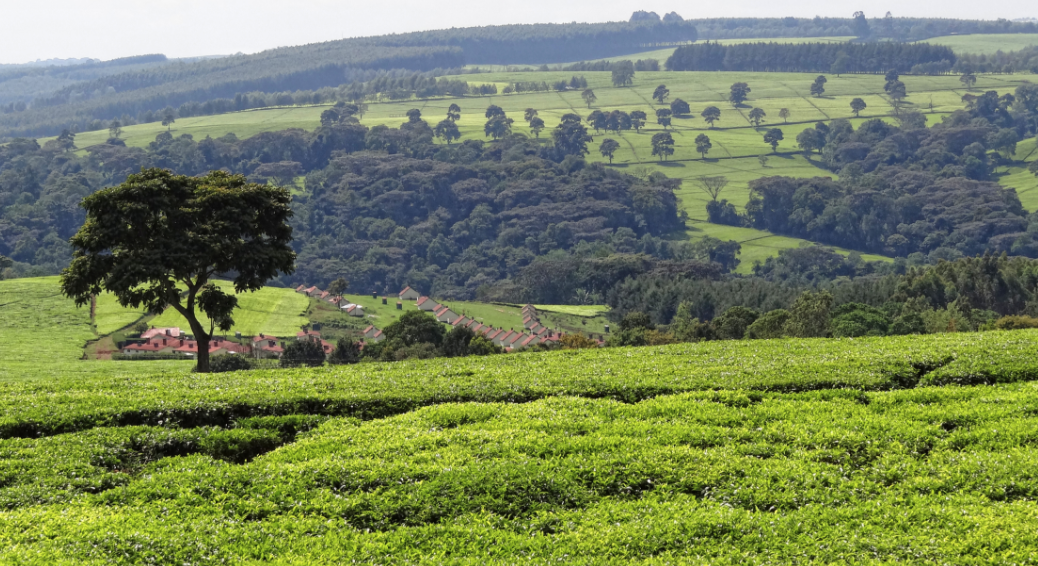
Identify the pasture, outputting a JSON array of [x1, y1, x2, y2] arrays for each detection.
[[1, 330, 1038, 562], [52, 70, 1038, 268], [918, 33, 1038, 54], [134, 280, 309, 337]]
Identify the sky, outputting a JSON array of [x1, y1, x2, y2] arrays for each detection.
[[1, 0, 1035, 64]]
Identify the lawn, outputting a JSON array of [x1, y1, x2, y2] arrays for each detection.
[[2, 330, 1038, 561], [917, 33, 1038, 54], [146, 280, 309, 337]]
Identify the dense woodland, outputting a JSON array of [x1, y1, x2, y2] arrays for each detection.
[[665, 42, 957, 74], [688, 15, 1038, 42]]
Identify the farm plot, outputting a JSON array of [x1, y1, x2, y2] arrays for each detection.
[[147, 280, 309, 337], [0, 276, 95, 362], [917, 33, 1038, 54], [2, 331, 1038, 562]]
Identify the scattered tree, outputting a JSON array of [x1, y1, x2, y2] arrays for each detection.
[[783, 290, 833, 338], [748, 107, 766, 127], [56, 129, 76, 152], [796, 127, 825, 154], [485, 105, 505, 119], [810, 75, 827, 97], [694, 176, 728, 200], [656, 108, 672, 129], [435, 119, 461, 144], [763, 128, 784, 152], [405, 109, 423, 124], [758, 154, 769, 168], [778, 108, 790, 123], [447, 103, 461, 122], [887, 80, 907, 102], [611, 61, 635, 87], [652, 84, 670, 104], [383, 310, 445, 347], [161, 109, 176, 131], [327, 277, 349, 297], [108, 120, 123, 139], [587, 110, 607, 133], [960, 71, 977, 91], [484, 115, 514, 140], [694, 133, 712, 158], [523, 108, 538, 123], [728, 82, 751, 106], [988, 128, 1020, 159], [60, 169, 295, 373], [630, 110, 647, 132], [670, 98, 691, 116], [529, 116, 546, 138], [599, 138, 621, 163], [850, 97, 867, 117], [581, 88, 597, 108], [701, 106, 721, 128], [651, 132, 675, 161], [552, 117, 592, 157]]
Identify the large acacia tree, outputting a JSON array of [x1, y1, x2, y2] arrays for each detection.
[[60, 169, 295, 372]]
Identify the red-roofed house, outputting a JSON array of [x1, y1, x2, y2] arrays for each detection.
[[505, 333, 526, 348], [470, 323, 484, 334], [140, 327, 183, 340], [303, 286, 319, 296], [434, 305, 458, 323], [369, 329, 385, 343], [122, 337, 183, 356], [452, 316, 471, 327], [487, 329, 504, 344], [494, 330, 515, 346], [317, 291, 330, 300], [251, 334, 284, 358], [417, 296, 439, 312], [362, 326, 379, 339], [520, 334, 543, 348], [297, 330, 321, 340], [295, 284, 306, 293], [523, 315, 538, 329], [399, 287, 421, 301]]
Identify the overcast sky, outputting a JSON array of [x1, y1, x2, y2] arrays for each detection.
[[1, 0, 1035, 64]]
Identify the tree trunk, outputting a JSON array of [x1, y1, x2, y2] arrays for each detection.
[[180, 309, 212, 373], [197, 336, 211, 372]]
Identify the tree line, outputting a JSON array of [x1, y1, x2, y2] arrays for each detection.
[[665, 42, 956, 74]]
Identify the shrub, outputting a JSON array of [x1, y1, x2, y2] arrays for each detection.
[[328, 339, 362, 365], [560, 334, 599, 349], [207, 354, 254, 373], [467, 336, 503, 355], [281, 338, 326, 368], [994, 315, 1038, 330]]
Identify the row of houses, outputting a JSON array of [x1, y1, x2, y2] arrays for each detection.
[[294, 285, 365, 317], [121, 327, 337, 358]]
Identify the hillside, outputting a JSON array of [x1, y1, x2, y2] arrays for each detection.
[[1, 331, 1038, 561]]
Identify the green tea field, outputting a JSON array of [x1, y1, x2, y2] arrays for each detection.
[[917, 33, 1038, 54], [2, 330, 1038, 562], [146, 280, 309, 337]]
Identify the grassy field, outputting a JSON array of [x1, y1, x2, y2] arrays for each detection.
[[49, 70, 1037, 268], [0, 276, 95, 362], [146, 280, 309, 337], [93, 292, 148, 336], [918, 33, 1038, 54], [2, 330, 1038, 561]]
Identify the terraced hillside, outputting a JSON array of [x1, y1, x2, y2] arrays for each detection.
[[1, 331, 1038, 562]]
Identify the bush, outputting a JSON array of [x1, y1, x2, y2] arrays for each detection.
[[208, 354, 254, 373], [467, 336, 503, 355], [281, 338, 326, 368], [132, 321, 149, 335], [994, 315, 1038, 330], [328, 339, 362, 365], [560, 334, 599, 349]]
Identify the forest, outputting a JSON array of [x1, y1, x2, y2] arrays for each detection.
[[665, 42, 957, 73]]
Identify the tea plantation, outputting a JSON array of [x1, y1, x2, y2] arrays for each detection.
[[2, 330, 1038, 562]]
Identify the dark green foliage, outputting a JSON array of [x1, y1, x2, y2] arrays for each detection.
[[831, 303, 891, 337], [383, 311, 444, 348], [728, 82, 751, 106], [328, 339, 362, 365], [763, 128, 784, 151], [669, 98, 690, 116], [745, 309, 791, 339], [207, 355, 254, 373], [714, 306, 760, 339], [442, 325, 476, 357], [280, 338, 326, 368], [785, 291, 834, 338], [667, 42, 956, 73], [619, 311, 655, 332]]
